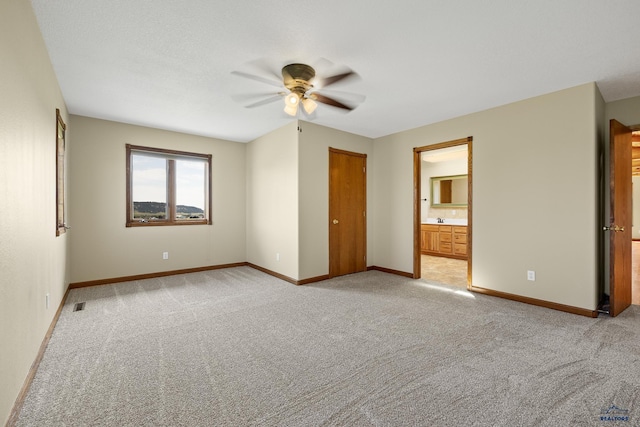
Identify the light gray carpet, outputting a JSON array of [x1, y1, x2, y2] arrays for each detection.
[[14, 267, 640, 426]]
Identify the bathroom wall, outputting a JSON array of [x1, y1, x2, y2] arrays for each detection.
[[421, 156, 468, 222]]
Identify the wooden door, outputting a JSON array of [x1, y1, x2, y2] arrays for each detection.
[[329, 148, 366, 277], [609, 119, 633, 316]]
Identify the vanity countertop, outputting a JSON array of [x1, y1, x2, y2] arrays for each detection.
[[423, 218, 468, 226]]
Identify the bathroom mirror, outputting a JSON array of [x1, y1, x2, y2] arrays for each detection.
[[431, 174, 468, 207]]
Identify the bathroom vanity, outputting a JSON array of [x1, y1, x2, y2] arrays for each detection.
[[420, 223, 467, 260]]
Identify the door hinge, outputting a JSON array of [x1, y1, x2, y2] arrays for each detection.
[[363, 167, 366, 173], [363, 211, 366, 217]]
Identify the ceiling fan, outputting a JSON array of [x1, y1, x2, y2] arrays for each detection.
[[231, 61, 364, 117]]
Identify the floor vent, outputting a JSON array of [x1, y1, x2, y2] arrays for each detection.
[[73, 302, 86, 312]]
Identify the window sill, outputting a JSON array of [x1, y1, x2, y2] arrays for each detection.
[[126, 220, 211, 227]]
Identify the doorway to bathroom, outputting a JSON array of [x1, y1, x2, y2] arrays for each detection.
[[413, 137, 472, 287]]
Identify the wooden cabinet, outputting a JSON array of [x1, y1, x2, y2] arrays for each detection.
[[421, 224, 467, 260], [453, 226, 467, 257], [421, 225, 439, 253], [438, 225, 452, 255]]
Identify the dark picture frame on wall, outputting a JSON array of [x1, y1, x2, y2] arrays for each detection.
[[55, 109, 67, 236]]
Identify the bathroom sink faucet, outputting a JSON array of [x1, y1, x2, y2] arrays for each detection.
[[437, 218, 444, 223]]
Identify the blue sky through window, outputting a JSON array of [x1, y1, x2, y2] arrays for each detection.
[[132, 154, 205, 210]]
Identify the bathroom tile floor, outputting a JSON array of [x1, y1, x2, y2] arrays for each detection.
[[420, 254, 468, 289]]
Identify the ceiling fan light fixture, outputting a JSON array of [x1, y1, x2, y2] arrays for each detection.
[[285, 92, 300, 106], [284, 105, 298, 116], [301, 97, 317, 114], [284, 103, 298, 116], [284, 92, 301, 116]]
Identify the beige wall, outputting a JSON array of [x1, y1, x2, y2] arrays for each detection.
[[298, 121, 374, 279], [605, 95, 640, 130], [2, 8, 627, 419], [246, 121, 373, 281], [246, 122, 299, 279], [69, 116, 246, 283], [0, 1, 69, 424], [373, 83, 600, 310]]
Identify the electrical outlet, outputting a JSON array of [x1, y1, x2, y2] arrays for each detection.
[[276, 253, 280, 261], [45, 293, 50, 309], [527, 270, 536, 281], [162, 252, 169, 260]]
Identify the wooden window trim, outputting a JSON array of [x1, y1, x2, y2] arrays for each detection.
[[55, 109, 67, 236], [126, 144, 212, 227]]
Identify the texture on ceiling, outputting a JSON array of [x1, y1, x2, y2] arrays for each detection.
[[30, 0, 640, 143]]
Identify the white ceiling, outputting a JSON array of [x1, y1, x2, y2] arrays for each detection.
[[30, 0, 640, 143]]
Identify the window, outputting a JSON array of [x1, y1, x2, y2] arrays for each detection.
[[126, 144, 212, 227], [56, 109, 67, 236]]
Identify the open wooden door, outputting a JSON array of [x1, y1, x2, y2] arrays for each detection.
[[608, 119, 633, 316], [329, 148, 367, 277]]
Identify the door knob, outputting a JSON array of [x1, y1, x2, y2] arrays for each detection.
[[332, 219, 339, 225]]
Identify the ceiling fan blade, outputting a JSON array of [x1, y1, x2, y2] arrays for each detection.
[[311, 57, 335, 72], [231, 71, 283, 88], [311, 93, 354, 111], [247, 58, 283, 81], [316, 89, 366, 104], [231, 91, 285, 103], [243, 94, 283, 108], [317, 70, 357, 89]]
